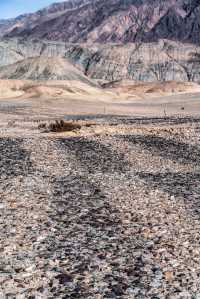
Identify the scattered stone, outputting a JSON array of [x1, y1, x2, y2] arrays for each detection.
[[0, 115, 200, 297]]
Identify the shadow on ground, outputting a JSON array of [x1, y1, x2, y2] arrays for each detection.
[[0, 138, 33, 178], [118, 134, 200, 165], [45, 138, 150, 298], [64, 114, 200, 126]]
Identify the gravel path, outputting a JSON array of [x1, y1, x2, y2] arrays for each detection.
[[0, 117, 200, 299]]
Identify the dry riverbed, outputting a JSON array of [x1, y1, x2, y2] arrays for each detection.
[[0, 115, 200, 298]]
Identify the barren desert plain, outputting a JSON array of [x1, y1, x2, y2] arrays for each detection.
[[1, 0, 200, 297], [0, 77, 200, 298]]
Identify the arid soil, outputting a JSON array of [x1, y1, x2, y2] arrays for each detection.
[[1, 80, 200, 121], [1, 80, 200, 100], [0, 101, 200, 298]]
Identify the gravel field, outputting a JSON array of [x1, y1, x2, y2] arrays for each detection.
[[0, 115, 200, 299]]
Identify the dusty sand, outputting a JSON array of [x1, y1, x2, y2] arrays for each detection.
[[0, 80, 200, 122]]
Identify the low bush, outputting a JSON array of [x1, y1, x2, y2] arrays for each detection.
[[38, 120, 81, 132]]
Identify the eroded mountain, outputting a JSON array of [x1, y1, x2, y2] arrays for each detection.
[[0, 38, 200, 82]]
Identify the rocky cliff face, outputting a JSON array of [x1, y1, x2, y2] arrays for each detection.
[[1, 38, 200, 83], [1, 0, 200, 44], [144, 1, 200, 44]]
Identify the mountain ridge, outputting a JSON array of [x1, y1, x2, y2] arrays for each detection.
[[0, 0, 90, 37], [1, 0, 200, 44]]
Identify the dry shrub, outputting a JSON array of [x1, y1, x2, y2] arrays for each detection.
[[38, 123, 47, 130], [50, 120, 81, 132], [39, 120, 81, 132]]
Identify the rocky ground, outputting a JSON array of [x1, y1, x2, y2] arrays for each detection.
[[0, 115, 200, 298]]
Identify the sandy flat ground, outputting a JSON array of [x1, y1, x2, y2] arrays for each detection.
[[0, 90, 200, 124], [0, 80, 200, 122]]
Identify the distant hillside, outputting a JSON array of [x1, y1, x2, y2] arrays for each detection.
[[0, 38, 200, 83], [1, 0, 200, 44], [0, 56, 96, 85]]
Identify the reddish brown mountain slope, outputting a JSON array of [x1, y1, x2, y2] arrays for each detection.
[[1, 0, 200, 44]]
